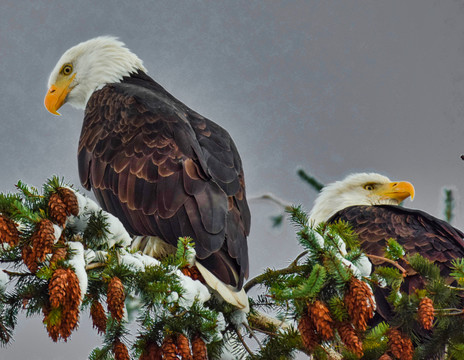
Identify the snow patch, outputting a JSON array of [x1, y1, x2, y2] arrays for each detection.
[[67, 242, 88, 299], [53, 225, 62, 243]]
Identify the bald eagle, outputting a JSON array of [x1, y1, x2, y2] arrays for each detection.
[[309, 172, 464, 321], [44, 36, 250, 310]]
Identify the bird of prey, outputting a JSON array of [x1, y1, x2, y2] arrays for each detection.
[[309, 172, 464, 320], [44, 36, 251, 310]]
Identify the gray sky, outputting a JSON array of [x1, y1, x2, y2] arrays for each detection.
[[2, 0, 464, 358]]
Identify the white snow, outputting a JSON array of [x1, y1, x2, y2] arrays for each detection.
[[104, 212, 132, 248], [132, 252, 161, 268], [333, 234, 347, 255], [53, 225, 62, 243], [176, 269, 211, 308], [230, 309, 248, 328], [67, 242, 88, 299], [84, 249, 96, 265], [355, 254, 372, 277]]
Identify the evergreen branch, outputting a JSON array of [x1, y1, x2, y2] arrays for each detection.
[[296, 168, 324, 192], [235, 328, 255, 357], [244, 264, 305, 293], [366, 254, 407, 275], [249, 193, 292, 210], [85, 262, 107, 271]]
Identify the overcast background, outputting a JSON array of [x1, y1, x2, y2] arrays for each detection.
[[2, 1, 464, 359]]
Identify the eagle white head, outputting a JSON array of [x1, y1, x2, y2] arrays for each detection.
[[45, 36, 146, 114], [309, 172, 415, 225]]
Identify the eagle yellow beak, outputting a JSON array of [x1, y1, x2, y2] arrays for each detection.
[[378, 181, 415, 202], [44, 74, 76, 115]]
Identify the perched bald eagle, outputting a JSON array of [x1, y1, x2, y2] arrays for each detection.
[[309, 172, 464, 320], [44, 36, 250, 310]]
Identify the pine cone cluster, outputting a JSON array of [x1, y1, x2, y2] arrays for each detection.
[[90, 300, 107, 334], [298, 312, 318, 352], [45, 268, 81, 341], [336, 322, 363, 357], [387, 328, 414, 360], [107, 276, 125, 321], [113, 339, 130, 360], [344, 277, 375, 331], [0, 214, 20, 246], [308, 300, 334, 340], [48, 188, 79, 226], [418, 296, 434, 330], [191, 335, 208, 360], [181, 266, 205, 283]]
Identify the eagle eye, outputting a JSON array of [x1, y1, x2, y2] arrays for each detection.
[[364, 184, 375, 191], [61, 64, 73, 76]]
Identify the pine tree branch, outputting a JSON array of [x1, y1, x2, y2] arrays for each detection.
[[243, 322, 263, 350], [244, 264, 306, 293], [3, 270, 34, 277], [366, 254, 408, 275], [235, 328, 255, 357], [248, 193, 292, 210], [85, 262, 107, 271]]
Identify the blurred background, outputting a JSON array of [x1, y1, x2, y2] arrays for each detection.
[[1, 1, 464, 358]]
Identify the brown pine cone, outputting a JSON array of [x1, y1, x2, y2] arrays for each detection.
[[181, 266, 205, 283], [191, 335, 208, 360], [32, 219, 55, 262], [177, 333, 193, 360], [298, 312, 317, 352], [401, 335, 414, 360], [388, 328, 414, 360], [140, 341, 162, 360], [48, 193, 68, 226], [50, 245, 67, 265], [21, 245, 38, 273], [337, 322, 363, 357], [113, 339, 130, 360], [90, 300, 107, 334], [0, 215, 20, 246], [49, 268, 69, 308], [379, 355, 392, 360], [42, 306, 60, 342], [344, 277, 375, 331], [162, 336, 178, 360], [59, 269, 81, 341], [308, 300, 334, 340], [107, 276, 125, 321], [58, 187, 79, 216], [418, 296, 434, 330]]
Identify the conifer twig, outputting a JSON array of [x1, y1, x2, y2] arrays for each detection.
[[85, 262, 107, 270], [244, 264, 305, 293], [249, 193, 292, 210], [243, 322, 263, 349], [235, 328, 255, 357], [366, 254, 408, 275]]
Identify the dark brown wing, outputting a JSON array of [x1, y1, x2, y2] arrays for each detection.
[[78, 73, 250, 288], [329, 205, 464, 274], [329, 205, 464, 320]]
